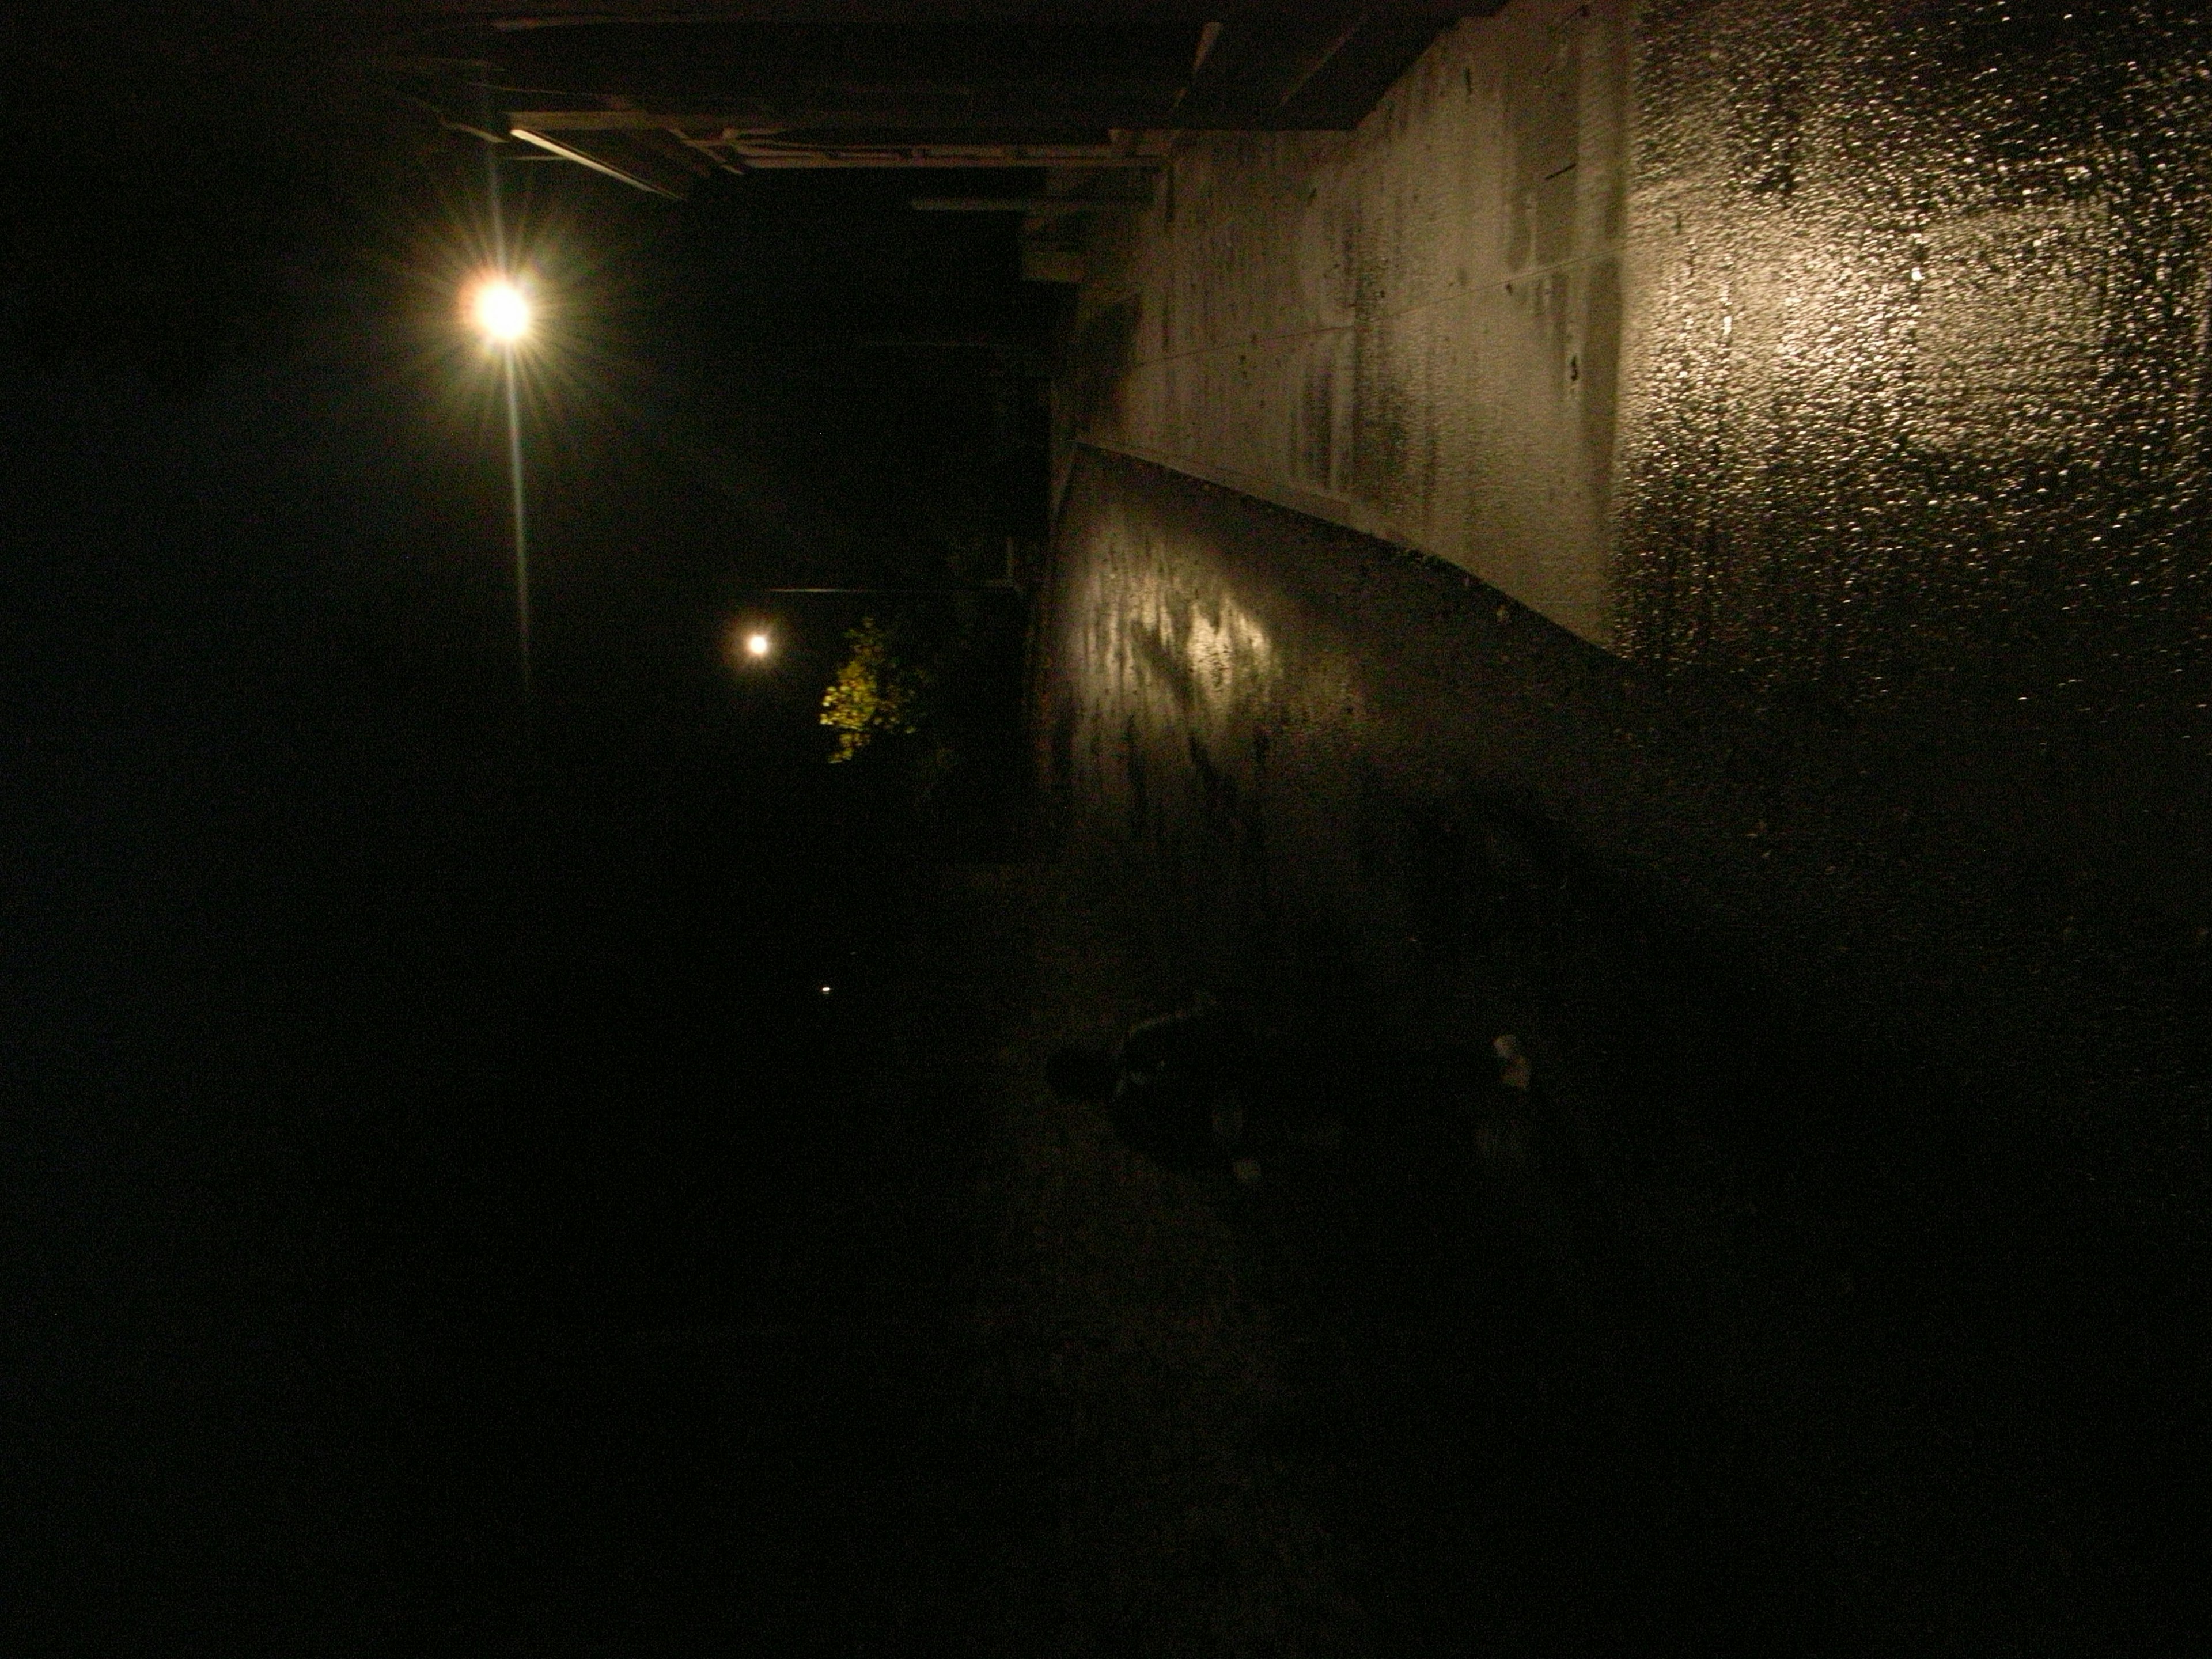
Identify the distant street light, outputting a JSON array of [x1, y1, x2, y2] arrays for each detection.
[[726, 622, 776, 668], [465, 271, 534, 705], [470, 276, 532, 344]]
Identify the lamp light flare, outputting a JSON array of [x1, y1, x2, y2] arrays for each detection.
[[470, 277, 532, 344], [745, 631, 772, 658]]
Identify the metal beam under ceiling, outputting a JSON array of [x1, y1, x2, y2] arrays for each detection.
[[391, 4, 1498, 193]]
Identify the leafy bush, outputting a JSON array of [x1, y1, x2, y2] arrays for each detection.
[[820, 616, 932, 763]]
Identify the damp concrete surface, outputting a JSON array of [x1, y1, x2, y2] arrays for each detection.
[[1026, 444, 2210, 1654]]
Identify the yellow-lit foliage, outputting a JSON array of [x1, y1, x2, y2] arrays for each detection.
[[820, 616, 929, 763]]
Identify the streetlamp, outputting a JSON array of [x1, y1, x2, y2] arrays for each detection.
[[724, 620, 777, 670], [467, 273, 534, 704], [471, 277, 531, 346]]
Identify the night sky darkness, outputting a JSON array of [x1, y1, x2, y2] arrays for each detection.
[[3, 67, 1056, 978], [3, 24, 1060, 1646]]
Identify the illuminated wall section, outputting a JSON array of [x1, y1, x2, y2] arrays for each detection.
[[1076, 1, 2212, 690]]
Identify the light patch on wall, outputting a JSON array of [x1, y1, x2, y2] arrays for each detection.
[[1183, 593, 1274, 706], [1071, 520, 1279, 734]]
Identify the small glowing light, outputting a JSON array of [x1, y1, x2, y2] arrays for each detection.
[[819, 984, 832, 995], [745, 631, 772, 658], [469, 277, 532, 344]]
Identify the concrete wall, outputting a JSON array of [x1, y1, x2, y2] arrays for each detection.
[[1615, 1, 2212, 699], [1071, 0, 1628, 645], [1072, 0, 2212, 689]]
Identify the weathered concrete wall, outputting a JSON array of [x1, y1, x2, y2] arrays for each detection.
[[1073, 0, 2212, 689], [1616, 1, 2212, 700], [1071, 0, 1628, 645], [1039, 346, 2212, 1659]]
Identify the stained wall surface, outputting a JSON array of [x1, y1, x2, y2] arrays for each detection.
[[1074, 0, 2212, 695]]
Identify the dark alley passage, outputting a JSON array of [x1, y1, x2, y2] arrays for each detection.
[[6, 2, 2211, 1653], [2, 695, 999, 1651]]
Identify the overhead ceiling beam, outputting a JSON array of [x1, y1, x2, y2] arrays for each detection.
[[683, 134, 1170, 169], [1173, 12, 1453, 128], [398, 5, 1498, 190], [910, 196, 1142, 212], [492, 81, 1181, 128], [508, 124, 707, 192], [402, 4, 1482, 25]]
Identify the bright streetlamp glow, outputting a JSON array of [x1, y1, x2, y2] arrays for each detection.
[[470, 277, 532, 344], [462, 271, 537, 707], [745, 630, 772, 659]]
